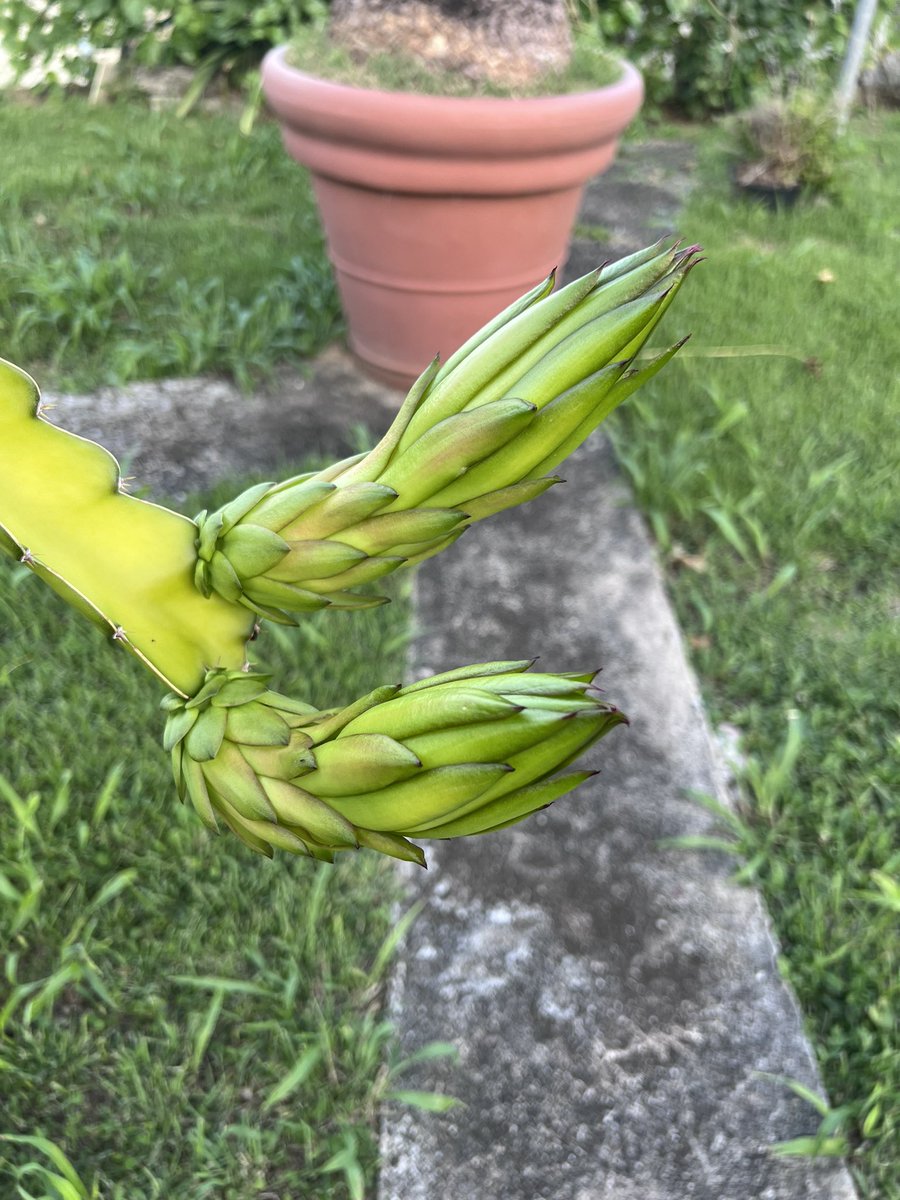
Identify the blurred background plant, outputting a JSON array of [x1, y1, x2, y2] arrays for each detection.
[[4, 0, 895, 118], [569, 0, 866, 114], [728, 89, 845, 194], [0, 0, 329, 92]]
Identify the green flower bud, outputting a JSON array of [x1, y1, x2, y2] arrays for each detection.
[[164, 662, 627, 867], [193, 240, 699, 621]]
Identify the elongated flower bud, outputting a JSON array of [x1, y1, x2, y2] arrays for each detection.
[[163, 662, 627, 865], [193, 241, 700, 622]]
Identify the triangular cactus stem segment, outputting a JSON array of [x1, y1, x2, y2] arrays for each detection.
[[0, 359, 254, 696]]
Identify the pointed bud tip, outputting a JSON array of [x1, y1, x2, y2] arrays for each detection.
[[672, 246, 703, 273]]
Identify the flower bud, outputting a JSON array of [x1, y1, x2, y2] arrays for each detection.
[[193, 240, 699, 621], [164, 661, 626, 865]]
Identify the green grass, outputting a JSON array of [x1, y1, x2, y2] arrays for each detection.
[[0, 468, 425, 1199], [286, 25, 621, 96], [0, 97, 341, 391], [608, 112, 899, 1197]]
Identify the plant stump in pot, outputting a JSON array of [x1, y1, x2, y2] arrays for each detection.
[[732, 93, 841, 210], [261, 0, 644, 389]]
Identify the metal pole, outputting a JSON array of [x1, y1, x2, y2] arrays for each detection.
[[835, 0, 879, 131]]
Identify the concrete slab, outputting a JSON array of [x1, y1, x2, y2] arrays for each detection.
[[378, 437, 856, 1200], [43, 346, 400, 503]]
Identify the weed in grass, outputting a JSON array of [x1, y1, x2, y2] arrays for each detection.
[[0, 1133, 98, 1200], [608, 378, 764, 559], [158, 256, 339, 389], [5, 242, 149, 368], [766, 1077, 852, 1160]]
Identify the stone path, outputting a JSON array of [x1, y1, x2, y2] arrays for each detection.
[[42, 140, 857, 1200], [380, 436, 855, 1200], [378, 143, 857, 1200]]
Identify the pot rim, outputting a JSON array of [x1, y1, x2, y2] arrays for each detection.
[[262, 43, 641, 111], [262, 45, 644, 160]]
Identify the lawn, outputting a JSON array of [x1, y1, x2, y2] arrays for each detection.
[[0, 97, 341, 391], [607, 112, 899, 1197], [0, 91, 897, 1198]]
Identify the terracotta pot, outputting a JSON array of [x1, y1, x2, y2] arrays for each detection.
[[261, 46, 644, 389]]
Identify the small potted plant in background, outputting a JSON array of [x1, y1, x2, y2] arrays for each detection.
[[730, 89, 843, 208], [261, 0, 644, 388]]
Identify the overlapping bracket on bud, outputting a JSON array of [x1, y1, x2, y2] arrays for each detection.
[[163, 661, 627, 865], [192, 239, 700, 624]]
